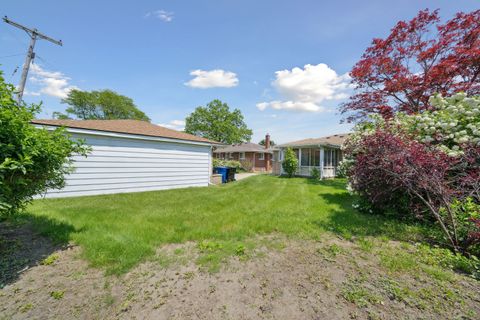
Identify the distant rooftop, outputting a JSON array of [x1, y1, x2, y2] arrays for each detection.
[[214, 142, 273, 153], [276, 133, 351, 148]]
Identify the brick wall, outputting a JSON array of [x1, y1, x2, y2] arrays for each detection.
[[214, 152, 271, 172]]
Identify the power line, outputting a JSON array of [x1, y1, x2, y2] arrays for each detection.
[[4, 26, 28, 47], [0, 53, 24, 59], [2, 16, 62, 102], [35, 54, 59, 70]]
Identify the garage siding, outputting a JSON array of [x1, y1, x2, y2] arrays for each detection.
[[44, 132, 212, 198]]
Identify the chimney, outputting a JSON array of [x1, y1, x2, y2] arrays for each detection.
[[265, 133, 270, 149]]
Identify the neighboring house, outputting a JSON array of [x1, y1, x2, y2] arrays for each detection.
[[213, 134, 273, 172], [32, 119, 219, 198], [272, 133, 350, 178]]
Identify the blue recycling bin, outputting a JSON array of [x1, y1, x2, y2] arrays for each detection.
[[214, 167, 228, 183]]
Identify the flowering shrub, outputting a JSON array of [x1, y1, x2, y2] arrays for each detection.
[[310, 167, 320, 180], [344, 94, 480, 255], [403, 93, 480, 156]]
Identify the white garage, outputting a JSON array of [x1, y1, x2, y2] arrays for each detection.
[[32, 119, 218, 198]]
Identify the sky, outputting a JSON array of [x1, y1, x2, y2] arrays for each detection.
[[1, 1, 478, 143]]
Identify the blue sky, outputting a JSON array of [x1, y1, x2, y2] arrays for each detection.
[[1, 1, 478, 143]]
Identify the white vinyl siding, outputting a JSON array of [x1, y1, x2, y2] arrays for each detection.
[[43, 132, 212, 198]]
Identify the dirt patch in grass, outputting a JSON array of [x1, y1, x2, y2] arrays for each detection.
[[0, 221, 67, 288], [1, 231, 479, 320]]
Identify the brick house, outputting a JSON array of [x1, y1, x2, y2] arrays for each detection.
[[213, 134, 273, 172]]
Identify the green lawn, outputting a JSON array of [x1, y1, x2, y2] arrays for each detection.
[[26, 175, 423, 274]]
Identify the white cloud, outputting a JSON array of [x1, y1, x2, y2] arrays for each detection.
[[23, 89, 41, 96], [27, 64, 78, 99], [257, 100, 325, 112], [145, 10, 174, 22], [158, 119, 185, 131], [185, 69, 239, 89], [257, 63, 351, 112]]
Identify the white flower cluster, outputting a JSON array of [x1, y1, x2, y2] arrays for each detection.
[[406, 93, 480, 156], [345, 93, 480, 160]]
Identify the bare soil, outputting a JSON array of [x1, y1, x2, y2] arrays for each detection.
[[1, 224, 479, 320]]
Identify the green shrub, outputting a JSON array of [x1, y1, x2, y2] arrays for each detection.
[[212, 158, 223, 168], [239, 159, 253, 172], [310, 167, 320, 180], [225, 160, 242, 170], [0, 71, 90, 216], [282, 148, 298, 177], [212, 158, 242, 170], [444, 198, 480, 257]]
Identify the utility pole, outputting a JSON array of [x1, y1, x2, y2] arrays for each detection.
[[3, 16, 62, 102]]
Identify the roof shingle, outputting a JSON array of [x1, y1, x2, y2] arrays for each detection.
[[31, 119, 219, 144], [277, 133, 351, 148]]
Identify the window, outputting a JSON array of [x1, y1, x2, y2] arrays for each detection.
[[299, 148, 320, 166], [258, 153, 265, 160], [239, 152, 245, 160], [323, 149, 330, 167], [313, 149, 320, 166], [273, 152, 278, 161], [228, 152, 234, 159], [301, 149, 310, 166], [323, 148, 340, 167]]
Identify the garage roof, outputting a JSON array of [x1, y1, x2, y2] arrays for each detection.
[[31, 119, 219, 144]]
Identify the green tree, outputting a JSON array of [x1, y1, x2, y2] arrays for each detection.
[[0, 72, 90, 216], [282, 148, 298, 178], [57, 89, 150, 121], [184, 99, 252, 144], [258, 139, 275, 147]]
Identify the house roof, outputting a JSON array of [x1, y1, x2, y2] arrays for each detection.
[[31, 119, 219, 144], [276, 133, 351, 148], [214, 142, 273, 154]]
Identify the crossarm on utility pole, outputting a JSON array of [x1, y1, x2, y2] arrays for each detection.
[[3, 16, 62, 46], [2, 16, 63, 101]]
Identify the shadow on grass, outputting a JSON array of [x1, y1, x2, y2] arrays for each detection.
[[314, 192, 426, 242], [277, 175, 347, 188], [306, 178, 347, 188], [0, 214, 77, 288]]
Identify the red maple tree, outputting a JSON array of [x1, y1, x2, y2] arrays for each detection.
[[341, 9, 480, 122]]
